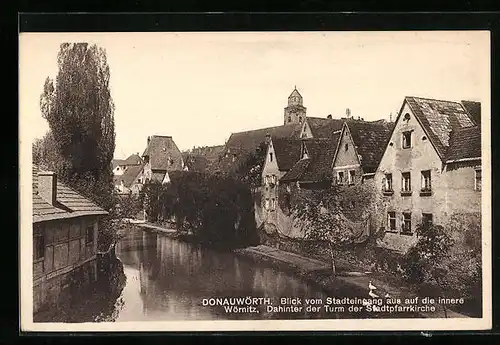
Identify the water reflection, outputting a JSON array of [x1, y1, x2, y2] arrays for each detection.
[[114, 227, 366, 321]]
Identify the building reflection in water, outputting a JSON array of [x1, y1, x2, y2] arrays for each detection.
[[114, 228, 334, 321]]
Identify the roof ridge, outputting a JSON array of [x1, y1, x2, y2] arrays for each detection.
[[406, 95, 464, 106]]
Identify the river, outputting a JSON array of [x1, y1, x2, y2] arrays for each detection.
[[35, 226, 418, 322]]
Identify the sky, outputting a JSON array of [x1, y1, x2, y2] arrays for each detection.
[[19, 31, 490, 159]]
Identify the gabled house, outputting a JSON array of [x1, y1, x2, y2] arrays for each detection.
[[111, 153, 143, 176], [332, 119, 394, 186], [32, 165, 108, 314], [260, 136, 302, 212], [374, 96, 482, 252], [280, 135, 340, 190], [299, 116, 345, 139], [219, 123, 302, 172], [113, 163, 145, 196], [141, 135, 184, 185]]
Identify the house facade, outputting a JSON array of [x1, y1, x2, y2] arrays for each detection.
[[260, 136, 301, 217], [374, 97, 481, 252], [142, 135, 185, 184], [32, 166, 108, 314], [332, 119, 393, 186]]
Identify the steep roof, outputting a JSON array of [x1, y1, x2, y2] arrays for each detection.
[[224, 123, 302, 156], [461, 100, 481, 126], [346, 120, 394, 174], [405, 96, 477, 160], [446, 126, 481, 162], [289, 88, 302, 99], [142, 135, 183, 171], [281, 135, 339, 183], [124, 153, 143, 166], [272, 138, 302, 171], [306, 117, 345, 138], [33, 165, 108, 223], [114, 164, 144, 188], [112, 159, 126, 170]]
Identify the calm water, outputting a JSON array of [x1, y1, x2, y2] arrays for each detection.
[[112, 227, 381, 321], [36, 226, 418, 322]]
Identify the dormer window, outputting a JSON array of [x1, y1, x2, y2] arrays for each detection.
[[269, 152, 273, 162]]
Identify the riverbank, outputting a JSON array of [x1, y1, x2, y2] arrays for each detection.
[[134, 221, 469, 319]]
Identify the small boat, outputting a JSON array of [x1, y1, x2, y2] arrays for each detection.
[[369, 290, 379, 298], [384, 293, 391, 298], [368, 281, 377, 290]]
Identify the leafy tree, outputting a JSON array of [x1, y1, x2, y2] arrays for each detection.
[[141, 171, 259, 249], [39, 42, 116, 250], [400, 222, 454, 317], [292, 188, 356, 276]]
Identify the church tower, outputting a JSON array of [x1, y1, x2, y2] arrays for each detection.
[[284, 86, 307, 125]]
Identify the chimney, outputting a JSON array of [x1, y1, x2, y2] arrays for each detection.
[[38, 171, 57, 206], [147, 136, 151, 146], [346, 108, 351, 118], [327, 114, 332, 119]]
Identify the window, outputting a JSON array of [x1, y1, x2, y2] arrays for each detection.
[[299, 116, 302, 123], [421, 170, 432, 195], [422, 213, 433, 228], [34, 231, 44, 260], [85, 225, 94, 244], [288, 116, 291, 123], [348, 170, 356, 185], [475, 169, 482, 191], [383, 173, 393, 192], [402, 213, 412, 234], [265, 198, 270, 210], [337, 171, 344, 185], [401, 172, 411, 193], [402, 131, 412, 149], [345, 143, 349, 151], [271, 198, 276, 211], [269, 152, 273, 162], [387, 212, 396, 231]]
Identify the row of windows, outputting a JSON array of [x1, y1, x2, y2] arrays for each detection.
[[334, 170, 356, 186], [264, 198, 276, 211], [382, 168, 482, 194], [264, 174, 278, 186], [33, 223, 94, 261], [386, 211, 433, 235]]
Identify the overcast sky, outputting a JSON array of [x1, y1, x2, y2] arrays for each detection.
[[19, 31, 490, 158]]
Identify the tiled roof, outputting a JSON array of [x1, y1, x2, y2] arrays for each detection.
[[224, 123, 302, 156], [33, 165, 108, 223], [151, 171, 167, 183], [281, 135, 339, 183], [446, 126, 481, 161], [280, 159, 310, 182], [306, 117, 345, 138], [405, 97, 477, 160], [272, 138, 302, 171], [124, 154, 143, 166], [142, 135, 184, 171], [114, 164, 144, 188], [346, 120, 394, 174], [461, 100, 481, 126], [112, 159, 126, 170]]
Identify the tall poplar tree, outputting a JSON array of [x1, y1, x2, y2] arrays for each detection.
[[39, 43, 116, 210]]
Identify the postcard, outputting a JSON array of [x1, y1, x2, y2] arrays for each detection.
[[19, 30, 491, 332]]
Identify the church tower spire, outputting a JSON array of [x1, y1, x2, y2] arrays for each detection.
[[284, 86, 307, 125]]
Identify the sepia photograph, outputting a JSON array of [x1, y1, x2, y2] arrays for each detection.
[[19, 30, 491, 332]]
